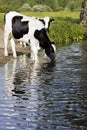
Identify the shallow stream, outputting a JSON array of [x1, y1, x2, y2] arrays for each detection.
[[0, 42, 87, 130]]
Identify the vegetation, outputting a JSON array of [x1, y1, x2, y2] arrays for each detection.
[[49, 17, 84, 43], [0, 0, 82, 12]]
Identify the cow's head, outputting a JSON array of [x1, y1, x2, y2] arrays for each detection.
[[43, 17, 54, 32], [34, 28, 56, 61], [39, 17, 54, 32], [45, 42, 56, 61]]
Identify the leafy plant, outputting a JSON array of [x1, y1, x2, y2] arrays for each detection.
[[49, 18, 84, 43]]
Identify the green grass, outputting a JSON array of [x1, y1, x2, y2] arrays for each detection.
[[0, 12, 4, 24], [22, 11, 80, 19]]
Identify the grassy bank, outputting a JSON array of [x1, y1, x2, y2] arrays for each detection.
[[0, 11, 86, 43], [22, 11, 80, 19]]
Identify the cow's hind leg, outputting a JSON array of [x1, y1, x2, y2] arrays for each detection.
[[30, 44, 38, 61], [4, 32, 9, 56], [10, 38, 17, 58]]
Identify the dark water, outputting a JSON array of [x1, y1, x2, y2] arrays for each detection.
[[0, 42, 87, 130]]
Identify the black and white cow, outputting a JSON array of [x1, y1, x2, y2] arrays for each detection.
[[4, 11, 56, 61]]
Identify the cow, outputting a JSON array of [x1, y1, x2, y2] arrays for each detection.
[[4, 11, 56, 61]]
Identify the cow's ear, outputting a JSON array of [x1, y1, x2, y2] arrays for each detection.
[[34, 30, 40, 40], [50, 18, 54, 22]]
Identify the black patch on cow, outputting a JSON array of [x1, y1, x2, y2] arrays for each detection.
[[34, 29, 48, 49], [12, 16, 29, 39], [39, 19, 45, 25], [34, 28, 55, 61]]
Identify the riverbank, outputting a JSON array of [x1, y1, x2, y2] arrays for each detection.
[[0, 25, 30, 65]]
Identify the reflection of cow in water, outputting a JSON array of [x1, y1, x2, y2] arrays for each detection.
[[5, 54, 55, 99], [12, 62, 39, 96], [4, 55, 27, 96]]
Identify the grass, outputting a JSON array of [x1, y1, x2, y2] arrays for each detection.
[[22, 11, 80, 19], [0, 12, 4, 24]]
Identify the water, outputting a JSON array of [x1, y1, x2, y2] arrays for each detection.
[[0, 42, 87, 130]]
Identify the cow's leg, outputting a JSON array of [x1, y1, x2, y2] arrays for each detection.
[[31, 47, 38, 61], [20, 41, 23, 47], [29, 38, 38, 61], [10, 38, 17, 58], [23, 42, 27, 47], [4, 32, 9, 56], [20, 41, 26, 47], [30, 43, 38, 61]]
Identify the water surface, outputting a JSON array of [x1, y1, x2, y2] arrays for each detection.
[[0, 42, 87, 130]]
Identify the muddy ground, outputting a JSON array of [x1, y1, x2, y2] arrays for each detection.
[[0, 25, 30, 65]]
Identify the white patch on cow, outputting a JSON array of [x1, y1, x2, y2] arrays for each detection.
[[43, 16, 50, 29], [51, 44, 56, 52]]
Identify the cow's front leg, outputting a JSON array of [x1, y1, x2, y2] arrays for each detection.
[[30, 45, 38, 61], [10, 38, 17, 58], [31, 49, 38, 61], [4, 40, 8, 57]]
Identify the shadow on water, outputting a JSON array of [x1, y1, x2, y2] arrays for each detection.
[[0, 42, 87, 129]]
